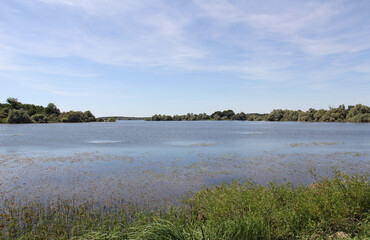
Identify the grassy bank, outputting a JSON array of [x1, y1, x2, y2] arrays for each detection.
[[1, 172, 369, 239]]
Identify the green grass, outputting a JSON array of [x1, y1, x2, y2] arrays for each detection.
[[0, 171, 369, 239]]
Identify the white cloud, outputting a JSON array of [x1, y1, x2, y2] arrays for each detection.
[[0, 0, 369, 84], [1, 0, 207, 73], [35, 0, 146, 16]]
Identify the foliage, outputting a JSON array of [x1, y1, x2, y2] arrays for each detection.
[[147, 110, 249, 121], [6, 109, 32, 123], [59, 111, 85, 122], [6, 97, 22, 110], [0, 108, 9, 123], [83, 110, 96, 122], [0, 97, 98, 124], [48, 113, 59, 123], [45, 103, 61, 116], [0, 172, 368, 239], [106, 118, 116, 122], [99, 116, 145, 121], [346, 105, 370, 123], [263, 105, 370, 123], [146, 104, 370, 122], [30, 113, 48, 123]]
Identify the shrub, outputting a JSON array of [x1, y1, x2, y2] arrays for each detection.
[[31, 113, 48, 123], [58, 111, 84, 122], [45, 103, 60, 116], [83, 111, 96, 122], [47, 113, 59, 123], [7, 109, 31, 123], [106, 118, 116, 122]]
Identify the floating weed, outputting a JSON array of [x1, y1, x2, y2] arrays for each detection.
[[290, 142, 344, 147]]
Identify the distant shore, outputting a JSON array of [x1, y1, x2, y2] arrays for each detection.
[[146, 104, 370, 123], [2, 98, 369, 124]]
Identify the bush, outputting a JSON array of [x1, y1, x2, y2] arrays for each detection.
[[83, 111, 96, 122], [47, 113, 59, 123], [106, 118, 116, 122], [31, 113, 48, 123], [60, 117, 69, 123], [58, 111, 84, 123], [45, 103, 60, 116], [7, 109, 31, 123], [348, 113, 370, 123]]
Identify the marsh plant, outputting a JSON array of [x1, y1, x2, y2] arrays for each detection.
[[0, 172, 369, 239]]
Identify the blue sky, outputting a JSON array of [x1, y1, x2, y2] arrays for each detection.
[[1, 0, 369, 117]]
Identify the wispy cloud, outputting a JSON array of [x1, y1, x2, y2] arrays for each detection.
[[192, 0, 370, 83], [29, 84, 90, 97], [1, 0, 206, 73], [1, 0, 370, 85]]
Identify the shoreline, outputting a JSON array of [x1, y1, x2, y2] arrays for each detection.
[[1, 172, 368, 239]]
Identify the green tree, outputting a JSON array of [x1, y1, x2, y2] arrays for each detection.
[[7, 109, 31, 123], [164, 115, 173, 121], [267, 109, 285, 121], [59, 111, 84, 123], [213, 114, 221, 120], [31, 114, 48, 123], [45, 103, 61, 116], [211, 111, 222, 119], [233, 112, 246, 120], [221, 110, 235, 119], [83, 110, 96, 122], [6, 97, 22, 110], [48, 113, 59, 123], [106, 118, 116, 122], [346, 104, 370, 122], [350, 113, 370, 123], [199, 113, 210, 120], [313, 109, 326, 122], [0, 108, 9, 121], [45, 103, 60, 116]]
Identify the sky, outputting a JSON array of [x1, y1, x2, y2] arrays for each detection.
[[0, 0, 369, 117]]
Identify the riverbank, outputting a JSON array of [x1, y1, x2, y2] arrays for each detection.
[[1, 172, 368, 239]]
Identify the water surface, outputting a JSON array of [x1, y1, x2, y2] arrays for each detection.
[[0, 121, 369, 206]]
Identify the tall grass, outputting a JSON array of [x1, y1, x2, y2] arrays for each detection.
[[0, 171, 368, 239]]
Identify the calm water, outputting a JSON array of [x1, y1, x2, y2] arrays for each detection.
[[0, 121, 369, 206]]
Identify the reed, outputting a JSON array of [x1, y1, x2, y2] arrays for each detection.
[[0, 171, 368, 239]]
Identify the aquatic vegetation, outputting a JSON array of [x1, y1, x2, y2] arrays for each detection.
[[0, 172, 368, 239], [290, 142, 344, 147]]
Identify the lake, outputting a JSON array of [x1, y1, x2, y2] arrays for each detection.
[[0, 121, 369, 207]]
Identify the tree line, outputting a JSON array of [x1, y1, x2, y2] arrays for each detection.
[[99, 116, 144, 121], [145, 110, 264, 121], [145, 104, 370, 123], [0, 97, 104, 124]]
